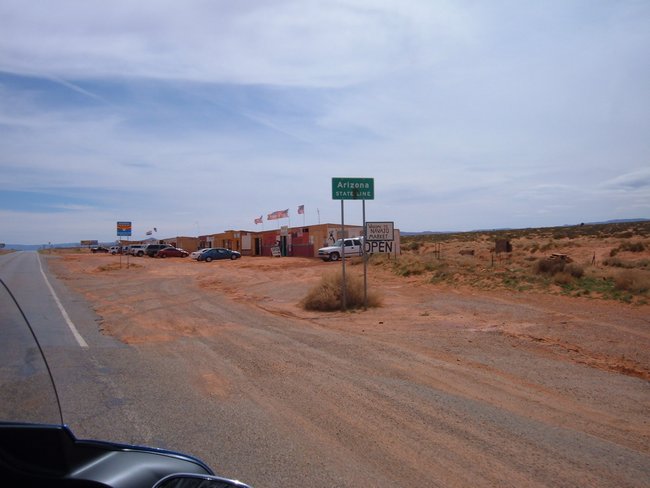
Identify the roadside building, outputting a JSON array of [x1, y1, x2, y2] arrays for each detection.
[[159, 236, 199, 252], [190, 223, 399, 258]]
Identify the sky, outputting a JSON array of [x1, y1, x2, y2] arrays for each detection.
[[1, 0, 649, 244]]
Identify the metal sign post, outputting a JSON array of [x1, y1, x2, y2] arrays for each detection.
[[331, 177, 374, 311], [117, 221, 132, 269], [340, 200, 346, 310]]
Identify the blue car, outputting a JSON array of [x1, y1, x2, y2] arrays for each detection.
[[197, 247, 241, 262]]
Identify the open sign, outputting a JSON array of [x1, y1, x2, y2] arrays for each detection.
[[364, 240, 393, 254]]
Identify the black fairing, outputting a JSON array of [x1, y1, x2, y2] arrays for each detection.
[[0, 423, 212, 488]]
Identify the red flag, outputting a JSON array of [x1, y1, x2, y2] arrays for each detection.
[[297, 205, 304, 215], [254, 215, 263, 224], [267, 209, 289, 220]]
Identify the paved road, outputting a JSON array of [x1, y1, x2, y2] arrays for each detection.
[[3, 251, 650, 488], [0, 253, 184, 445], [0, 252, 135, 435], [0, 252, 261, 484]]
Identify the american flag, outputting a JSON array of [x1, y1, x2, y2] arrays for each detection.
[[146, 230, 153, 236], [254, 215, 263, 224], [297, 205, 304, 215], [267, 209, 289, 220]]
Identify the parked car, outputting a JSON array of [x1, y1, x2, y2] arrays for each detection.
[[317, 237, 363, 261], [129, 245, 146, 257], [157, 247, 189, 258], [190, 248, 213, 260], [90, 246, 110, 254], [108, 246, 122, 255], [197, 248, 241, 262], [144, 244, 172, 257]]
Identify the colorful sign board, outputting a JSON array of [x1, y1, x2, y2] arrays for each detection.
[[117, 221, 132, 237]]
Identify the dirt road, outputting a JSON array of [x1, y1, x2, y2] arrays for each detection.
[[47, 253, 650, 487]]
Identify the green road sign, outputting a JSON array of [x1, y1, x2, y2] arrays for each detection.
[[331, 177, 374, 200]]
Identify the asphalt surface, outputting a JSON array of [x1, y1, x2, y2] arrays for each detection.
[[2, 251, 649, 488]]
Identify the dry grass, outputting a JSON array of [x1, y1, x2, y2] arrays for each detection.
[[397, 221, 650, 303], [301, 271, 383, 311], [614, 269, 650, 294]]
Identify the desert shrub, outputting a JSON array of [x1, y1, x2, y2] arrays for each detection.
[[620, 241, 646, 252], [429, 263, 451, 284], [540, 241, 554, 252], [392, 254, 437, 277], [602, 257, 648, 269], [603, 257, 623, 267], [614, 270, 650, 294], [368, 253, 392, 267], [403, 240, 421, 252], [609, 241, 645, 256], [553, 272, 574, 285], [535, 257, 566, 275], [565, 263, 584, 278], [534, 258, 583, 279], [301, 271, 382, 311]]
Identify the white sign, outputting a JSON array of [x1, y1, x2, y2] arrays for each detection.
[[364, 240, 393, 254], [366, 221, 394, 241]]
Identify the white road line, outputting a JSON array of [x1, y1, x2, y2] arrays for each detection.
[[38, 255, 89, 348]]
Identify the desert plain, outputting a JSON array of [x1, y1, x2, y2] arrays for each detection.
[[42, 222, 650, 487]]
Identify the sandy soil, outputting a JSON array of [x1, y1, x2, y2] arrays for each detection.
[[46, 252, 650, 487]]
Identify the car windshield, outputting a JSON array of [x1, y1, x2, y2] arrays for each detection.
[[0, 280, 62, 425]]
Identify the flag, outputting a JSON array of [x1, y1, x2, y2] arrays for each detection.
[[267, 209, 289, 220], [146, 230, 153, 236], [153, 227, 157, 232], [297, 205, 304, 215], [254, 215, 263, 224]]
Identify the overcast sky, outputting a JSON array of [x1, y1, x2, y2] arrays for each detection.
[[1, 0, 649, 244]]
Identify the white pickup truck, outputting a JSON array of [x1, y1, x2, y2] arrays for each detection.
[[317, 237, 364, 261]]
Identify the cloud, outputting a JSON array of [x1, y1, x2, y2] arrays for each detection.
[[601, 169, 650, 191], [0, 0, 471, 87], [1, 1, 649, 242]]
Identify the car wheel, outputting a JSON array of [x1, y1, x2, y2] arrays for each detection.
[[137, 251, 144, 257], [330, 252, 340, 261], [159, 253, 166, 258], [205, 257, 213, 262], [230, 254, 238, 260]]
